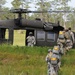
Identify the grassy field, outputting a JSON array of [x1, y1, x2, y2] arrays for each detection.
[[0, 45, 75, 75]]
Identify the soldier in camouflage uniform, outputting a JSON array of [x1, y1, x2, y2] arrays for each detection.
[[68, 27, 75, 48], [64, 29, 73, 51], [57, 30, 66, 55], [45, 49, 53, 64], [46, 49, 56, 75], [27, 32, 36, 47], [46, 46, 60, 75], [52, 46, 61, 69]]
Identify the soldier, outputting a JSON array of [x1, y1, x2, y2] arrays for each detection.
[[45, 49, 53, 63], [68, 27, 75, 46], [45, 49, 53, 75], [57, 30, 66, 54], [64, 28, 73, 51], [26, 32, 36, 47], [46, 46, 61, 75], [51, 46, 61, 69]]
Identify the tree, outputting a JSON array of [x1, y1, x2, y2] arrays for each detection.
[[0, 0, 10, 20], [0, 0, 6, 7], [49, 0, 71, 27], [11, 0, 21, 9], [35, 0, 51, 21], [0, 0, 6, 11]]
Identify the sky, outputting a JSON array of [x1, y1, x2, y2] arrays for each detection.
[[4, 0, 75, 8], [68, 0, 75, 7], [4, 0, 13, 8]]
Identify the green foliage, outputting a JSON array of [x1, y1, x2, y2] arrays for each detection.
[[58, 49, 75, 75], [11, 0, 21, 9], [0, 45, 49, 75], [0, 45, 75, 75], [0, 0, 6, 6]]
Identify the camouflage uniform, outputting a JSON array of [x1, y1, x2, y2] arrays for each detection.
[[45, 49, 53, 75], [27, 32, 36, 47], [68, 27, 75, 47], [51, 46, 61, 68], [57, 31, 66, 55], [64, 29, 73, 50], [45, 49, 53, 62], [46, 47, 61, 75]]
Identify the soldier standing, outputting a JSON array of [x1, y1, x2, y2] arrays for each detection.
[[26, 32, 36, 47]]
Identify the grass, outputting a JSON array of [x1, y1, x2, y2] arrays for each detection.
[[2, 29, 75, 75], [59, 50, 75, 75], [0, 45, 49, 75], [0, 45, 75, 75]]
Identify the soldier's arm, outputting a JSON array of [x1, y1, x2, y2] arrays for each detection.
[[27, 36, 29, 39], [71, 32, 75, 43], [45, 55, 48, 62], [45, 55, 49, 62], [32, 36, 36, 44]]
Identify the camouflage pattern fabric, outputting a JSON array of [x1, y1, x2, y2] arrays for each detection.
[[27, 36, 36, 47]]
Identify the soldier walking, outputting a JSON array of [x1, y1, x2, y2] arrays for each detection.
[[46, 46, 60, 75], [68, 27, 75, 47], [64, 28, 73, 51], [57, 30, 66, 55]]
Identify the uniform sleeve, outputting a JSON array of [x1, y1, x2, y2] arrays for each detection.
[[71, 32, 75, 43], [45, 55, 49, 62], [26, 36, 29, 39], [32, 36, 36, 44]]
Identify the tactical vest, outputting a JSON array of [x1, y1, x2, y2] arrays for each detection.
[[52, 46, 60, 54], [50, 54, 59, 65], [50, 46, 60, 65]]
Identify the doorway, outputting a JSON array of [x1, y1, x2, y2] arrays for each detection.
[[25, 30, 34, 46]]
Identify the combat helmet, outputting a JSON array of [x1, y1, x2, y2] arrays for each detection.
[[29, 32, 33, 35], [48, 49, 52, 53]]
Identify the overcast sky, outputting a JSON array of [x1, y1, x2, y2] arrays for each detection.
[[4, 0, 75, 8]]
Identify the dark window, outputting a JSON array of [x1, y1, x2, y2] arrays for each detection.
[[37, 30, 45, 40], [47, 32, 55, 42]]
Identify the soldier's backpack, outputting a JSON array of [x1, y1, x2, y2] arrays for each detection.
[[58, 31, 66, 43], [50, 46, 59, 65], [50, 54, 59, 65], [52, 46, 60, 54], [64, 31, 71, 39], [58, 31, 65, 39], [50, 57, 58, 65]]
